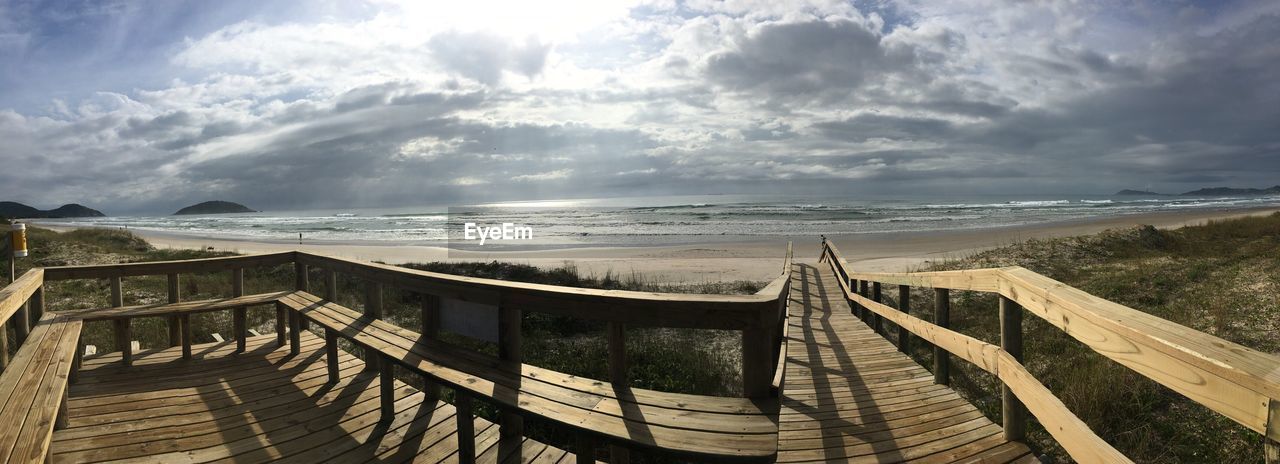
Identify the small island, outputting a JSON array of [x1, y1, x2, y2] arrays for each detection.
[[1180, 186, 1280, 196], [173, 201, 257, 215], [0, 201, 105, 218], [1114, 189, 1165, 196]]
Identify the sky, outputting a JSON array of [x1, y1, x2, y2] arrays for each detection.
[[1, 0, 1278, 214]]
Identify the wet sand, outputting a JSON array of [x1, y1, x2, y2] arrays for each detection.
[[36, 207, 1279, 284]]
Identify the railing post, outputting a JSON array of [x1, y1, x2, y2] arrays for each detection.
[[849, 278, 861, 318], [180, 313, 192, 360], [111, 276, 130, 366], [232, 268, 246, 353], [1000, 295, 1026, 442], [295, 262, 309, 292], [325, 269, 338, 301], [608, 322, 627, 385], [1266, 398, 1279, 464], [743, 313, 773, 398], [455, 390, 476, 464], [363, 282, 382, 371], [324, 328, 339, 384], [380, 354, 395, 423], [13, 290, 29, 346], [288, 303, 301, 355], [575, 432, 596, 464], [871, 282, 883, 335], [275, 301, 287, 347], [605, 321, 631, 464], [295, 262, 310, 331], [421, 294, 441, 402], [167, 273, 180, 347], [933, 288, 949, 386], [0, 318, 6, 370], [71, 337, 83, 384], [497, 300, 524, 453], [897, 285, 910, 354], [859, 280, 871, 324], [29, 285, 43, 328]]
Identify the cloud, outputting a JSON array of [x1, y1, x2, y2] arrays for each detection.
[[704, 17, 917, 103], [1, 0, 1279, 213]]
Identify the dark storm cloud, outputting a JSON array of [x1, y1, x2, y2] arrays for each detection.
[[705, 18, 917, 102]]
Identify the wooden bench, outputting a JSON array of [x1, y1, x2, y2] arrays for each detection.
[[277, 291, 779, 462], [55, 291, 292, 364], [0, 314, 83, 462]]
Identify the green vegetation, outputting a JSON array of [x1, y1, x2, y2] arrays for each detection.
[[895, 214, 1280, 463]]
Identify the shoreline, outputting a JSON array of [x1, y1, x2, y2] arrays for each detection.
[[35, 206, 1279, 283]]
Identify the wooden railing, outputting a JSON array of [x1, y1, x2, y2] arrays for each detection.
[[0, 268, 44, 370], [1, 247, 794, 462], [820, 237, 1280, 463]]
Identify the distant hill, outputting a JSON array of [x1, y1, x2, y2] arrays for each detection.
[[174, 201, 257, 215], [1114, 189, 1165, 196], [0, 201, 105, 218], [1180, 186, 1280, 196]]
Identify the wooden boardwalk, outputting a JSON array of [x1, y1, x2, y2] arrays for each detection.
[[50, 332, 574, 463], [777, 263, 1035, 463]]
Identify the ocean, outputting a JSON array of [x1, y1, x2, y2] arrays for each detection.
[[41, 193, 1280, 248]]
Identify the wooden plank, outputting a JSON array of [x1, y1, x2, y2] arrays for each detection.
[[0, 315, 67, 462], [10, 317, 81, 462]]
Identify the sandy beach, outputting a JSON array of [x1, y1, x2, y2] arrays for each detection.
[[36, 206, 1279, 284]]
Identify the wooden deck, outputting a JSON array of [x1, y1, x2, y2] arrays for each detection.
[[6, 248, 1275, 462], [49, 331, 574, 463], [777, 263, 1035, 463]]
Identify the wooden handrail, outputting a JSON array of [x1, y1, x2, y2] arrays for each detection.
[[830, 242, 1280, 439], [296, 251, 780, 330], [0, 268, 41, 325], [822, 238, 1280, 461], [41, 252, 295, 280]]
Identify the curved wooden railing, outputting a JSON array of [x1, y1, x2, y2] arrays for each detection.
[[821, 237, 1280, 463], [1, 247, 794, 462]]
